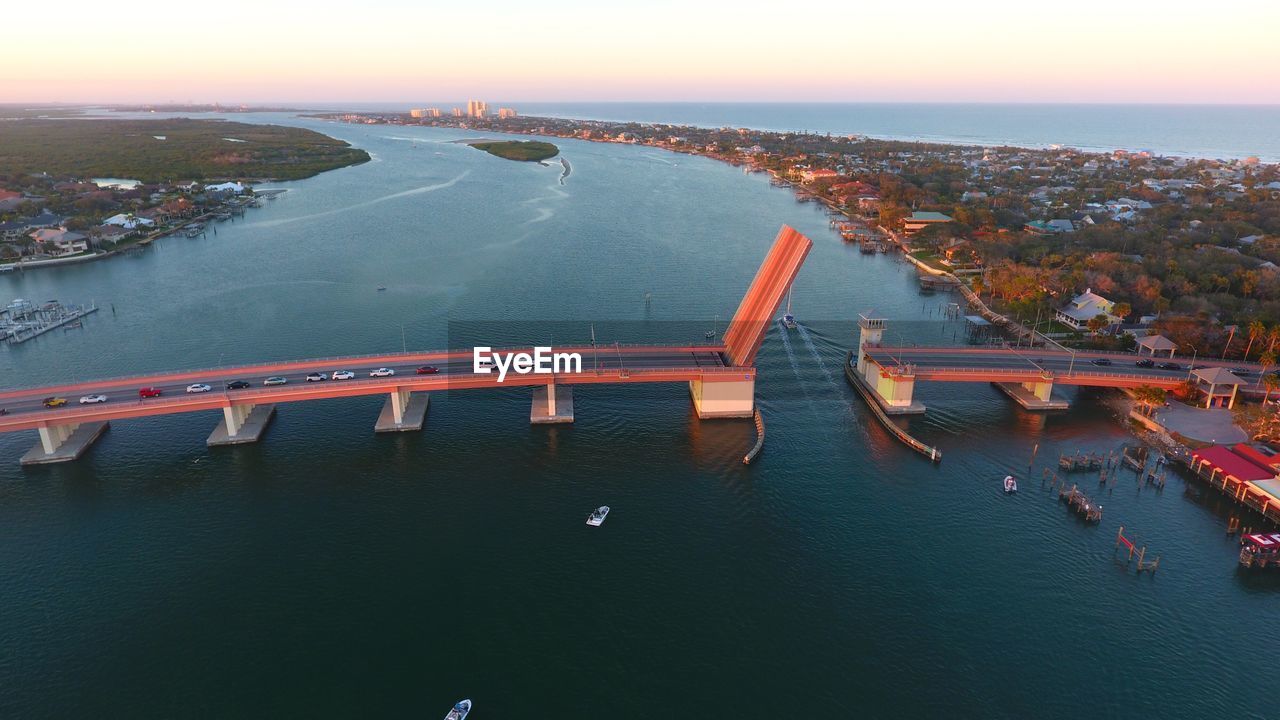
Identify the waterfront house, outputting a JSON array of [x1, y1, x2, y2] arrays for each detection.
[[801, 168, 840, 183], [103, 213, 155, 230], [203, 182, 246, 195], [29, 228, 88, 257], [902, 211, 952, 236], [1054, 288, 1119, 330]]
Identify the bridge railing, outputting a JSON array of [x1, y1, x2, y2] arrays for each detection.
[[893, 365, 1189, 382]]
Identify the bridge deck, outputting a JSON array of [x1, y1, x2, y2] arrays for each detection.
[[0, 345, 747, 433], [863, 346, 1267, 389]]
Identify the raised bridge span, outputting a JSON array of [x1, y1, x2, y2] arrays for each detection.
[[853, 317, 1267, 414], [2, 226, 812, 465]]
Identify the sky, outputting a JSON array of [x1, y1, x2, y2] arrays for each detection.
[[2, 0, 1278, 105]]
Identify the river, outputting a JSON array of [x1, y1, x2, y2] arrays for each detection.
[[0, 115, 1274, 718]]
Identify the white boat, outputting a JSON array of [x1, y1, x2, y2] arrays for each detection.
[[1004, 475, 1018, 494], [782, 289, 796, 329], [586, 506, 610, 526], [444, 699, 471, 720], [705, 314, 718, 339]]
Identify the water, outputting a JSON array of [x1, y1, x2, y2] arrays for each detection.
[[507, 102, 1280, 161], [1, 116, 1276, 718]]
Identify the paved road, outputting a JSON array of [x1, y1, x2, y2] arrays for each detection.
[[0, 346, 729, 423], [863, 346, 1270, 387]]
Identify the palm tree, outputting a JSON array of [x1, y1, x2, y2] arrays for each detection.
[[1267, 325, 1280, 354], [1264, 373, 1280, 405], [1244, 320, 1266, 360]]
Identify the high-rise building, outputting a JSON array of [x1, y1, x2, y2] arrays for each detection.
[[451, 107, 463, 117], [409, 108, 428, 118], [498, 108, 517, 119], [466, 100, 488, 118]]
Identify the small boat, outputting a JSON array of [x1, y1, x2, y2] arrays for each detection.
[[586, 506, 610, 526], [1004, 475, 1018, 494], [705, 313, 718, 339], [376, 286, 387, 292], [444, 699, 471, 720], [782, 289, 796, 329]]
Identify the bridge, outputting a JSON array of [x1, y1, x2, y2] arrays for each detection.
[[852, 316, 1267, 414], [1, 226, 812, 465]]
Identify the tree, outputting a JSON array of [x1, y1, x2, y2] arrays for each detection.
[[1132, 385, 1166, 416], [1112, 302, 1131, 322], [1086, 313, 1110, 336], [1244, 319, 1266, 360], [1261, 350, 1277, 379], [1265, 373, 1280, 405]]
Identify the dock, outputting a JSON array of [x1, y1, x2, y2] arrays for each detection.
[[1059, 484, 1103, 522], [1, 299, 98, 344]]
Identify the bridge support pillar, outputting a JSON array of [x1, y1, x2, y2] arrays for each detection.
[[994, 379, 1070, 410], [21, 421, 109, 465], [208, 403, 276, 446], [376, 389, 430, 432], [689, 378, 755, 419], [531, 383, 574, 424]]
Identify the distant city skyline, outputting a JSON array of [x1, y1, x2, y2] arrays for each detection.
[[2, 0, 1278, 105]]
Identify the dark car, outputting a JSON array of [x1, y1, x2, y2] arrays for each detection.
[[1135, 359, 1155, 368], [1231, 368, 1253, 375], [226, 380, 252, 390], [1091, 358, 1113, 366], [1159, 362, 1181, 370], [416, 366, 440, 375], [0, 408, 7, 416]]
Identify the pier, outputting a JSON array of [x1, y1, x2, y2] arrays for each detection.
[[1, 299, 98, 344]]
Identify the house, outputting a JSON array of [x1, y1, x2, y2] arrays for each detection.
[[960, 191, 988, 202], [0, 212, 65, 241], [1055, 288, 1119, 330], [800, 168, 840, 183], [29, 228, 88, 257], [902, 211, 952, 236], [92, 224, 132, 244], [103, 213, 156, 230], [1047, 219, 1075, 233], [203, 181, 247, 194]]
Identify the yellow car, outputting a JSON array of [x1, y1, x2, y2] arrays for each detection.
[[42, 396, 68, 408]]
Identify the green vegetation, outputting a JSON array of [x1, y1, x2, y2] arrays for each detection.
[[0, 119, 369, 182], [468, 140, 559, 162]]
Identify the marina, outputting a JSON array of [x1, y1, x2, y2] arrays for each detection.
[[0, 298, 97, 343]]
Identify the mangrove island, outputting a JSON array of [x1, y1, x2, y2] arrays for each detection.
[[468, 140, 559, 162]]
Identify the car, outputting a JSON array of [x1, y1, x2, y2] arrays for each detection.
[[0, 408, 7, 416], [1091, 358, 1112, 366], [186, 383, 212, 394], [369, 367, 395, 377], [263, 376, 288, 386], [332, 370, 355, 380], [43, 396, 68, 407], [1231, 368, 1253, 375], [1189, 364, 1207, 371], [1135, 359, 1155, 368], [305, 372, 327, 382], [226, 380, 251, 390], [1158, 362, 1181, 371], [139, 387, 162, 398], [416, 365, 440, 375], [79, 394, 108, 404]]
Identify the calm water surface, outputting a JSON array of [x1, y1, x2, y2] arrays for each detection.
[[0, 116, 1275, 718]]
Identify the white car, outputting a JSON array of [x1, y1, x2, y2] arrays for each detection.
[[305, 372, 327, 382], [369, 367, 395, 377], [186, 383, 212, 394], [79, 394, 108, 404], [264, 376, 288, 386], [332, 370, 355, 380]]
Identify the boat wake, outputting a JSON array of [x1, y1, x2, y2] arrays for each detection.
[[796, 323, 837, 387], [245, 170, 472, 229]]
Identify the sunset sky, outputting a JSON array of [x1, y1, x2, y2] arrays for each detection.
[[3, 0, 1278, 104]]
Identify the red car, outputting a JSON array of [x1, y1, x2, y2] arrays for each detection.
[[139, 387, 163, 398], [416, 366, 440, 375]]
